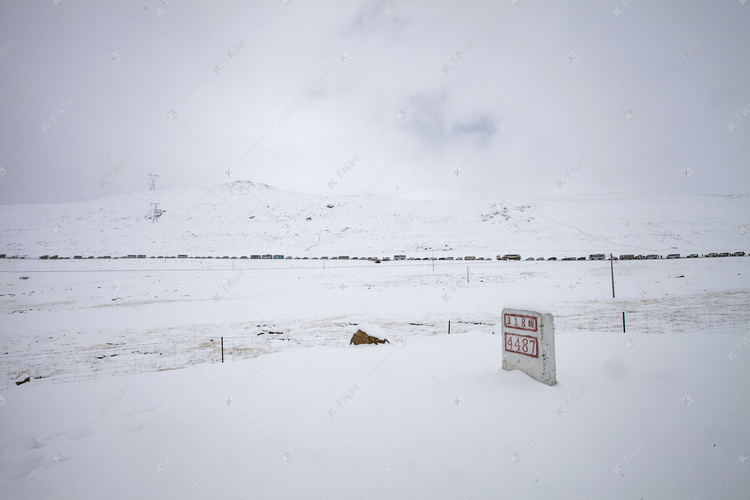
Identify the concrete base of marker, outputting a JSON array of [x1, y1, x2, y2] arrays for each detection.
[[501, 308, 556, 386]]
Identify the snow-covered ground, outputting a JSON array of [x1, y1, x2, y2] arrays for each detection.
[[1, 251, 748, 498], [1, 256, 748, 385]]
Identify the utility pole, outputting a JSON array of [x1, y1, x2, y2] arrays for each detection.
[[610, 253, 616, 298], [148, 174, 159, 191]]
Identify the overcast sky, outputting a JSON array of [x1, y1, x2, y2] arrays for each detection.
[[0, 0, 748, 205]]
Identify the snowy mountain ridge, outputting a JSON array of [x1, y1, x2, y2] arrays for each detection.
[[0, 181, 747, 257]]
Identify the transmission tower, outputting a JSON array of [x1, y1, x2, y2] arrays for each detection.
[[148, 174, 160, 191], [150, 203, 163, 223]]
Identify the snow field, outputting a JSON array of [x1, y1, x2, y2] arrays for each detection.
[[1, 257, 748, 386], [1, 329, 749, 498], [0, 255, 748, 498]]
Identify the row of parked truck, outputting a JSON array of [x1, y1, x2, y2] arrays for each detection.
[[2, 251, 746, 261], [617, 252, 746, 260]]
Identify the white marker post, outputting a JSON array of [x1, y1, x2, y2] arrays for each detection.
[[501, 308, 556, 386]]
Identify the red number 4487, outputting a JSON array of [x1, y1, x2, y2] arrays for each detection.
[[505, 333, 538, 358]]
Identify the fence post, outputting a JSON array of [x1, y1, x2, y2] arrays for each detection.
[[221, 337, 224, 363]]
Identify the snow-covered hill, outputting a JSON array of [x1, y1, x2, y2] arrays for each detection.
[[1, 181, 747, 257], [1, 184, 749, 498]]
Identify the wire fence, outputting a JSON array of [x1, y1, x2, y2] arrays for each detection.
[[1, 334, 337, 390], [1, 318, 503, 389], [555, 308, 750, 336], [2, 309, 748, 389]]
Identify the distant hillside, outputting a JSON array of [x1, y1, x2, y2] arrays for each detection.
[[0, 181, 747, 258]]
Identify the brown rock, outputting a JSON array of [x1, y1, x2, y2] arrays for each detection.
[[350, 329, 389, 345]]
